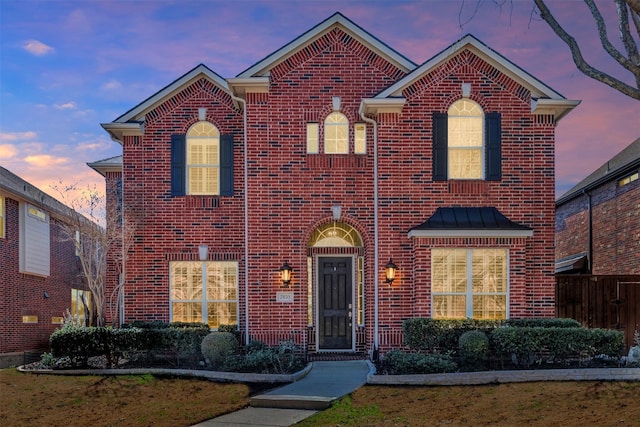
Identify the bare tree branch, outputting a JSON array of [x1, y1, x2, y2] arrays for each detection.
[[617, 0, 640, 85], [535, 0, 640, 100], [626, 0, 640, 15]]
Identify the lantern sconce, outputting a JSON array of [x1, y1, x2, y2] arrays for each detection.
[[280, 262, 293, 288], [385, 258, 397, 285], [198, 244, 209, 261]]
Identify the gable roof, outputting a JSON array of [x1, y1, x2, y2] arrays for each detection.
[[557, 137, 640, 205], [102, 64, 230, 143], [369, 34, 579, 121], [408, 207, 532, 238], [236, 12, 416, 78], [87, 155, 123, 177]]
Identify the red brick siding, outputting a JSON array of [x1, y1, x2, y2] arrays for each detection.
[[0, 196, 85, 355], [556, 177, 640, 275], [116, 28, 558, 352]]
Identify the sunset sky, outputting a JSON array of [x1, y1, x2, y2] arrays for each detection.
[[1, 0, 638, 205]]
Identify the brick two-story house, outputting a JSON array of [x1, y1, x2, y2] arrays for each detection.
[[0, 167, 89, 367], [93, 13, 579, 356]]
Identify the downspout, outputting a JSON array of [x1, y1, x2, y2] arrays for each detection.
[[359, 104, 379, 355], [583, 189, 593, 274], [231, 93, 249, 346]]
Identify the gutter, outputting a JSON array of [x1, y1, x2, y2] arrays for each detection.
[[359, 105, 379, 355], [230, 93, 250, 346], [583, 189, 593, 274]]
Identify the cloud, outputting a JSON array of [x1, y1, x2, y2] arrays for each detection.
[[54, 102, 77, 110], [0, 131, 38, 142], [101, 79, 122, 91], [0, 144, 19, 159], [22, 39, 55, 56], [24, 154, 71, 167]]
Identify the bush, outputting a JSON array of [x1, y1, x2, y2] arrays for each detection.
[[458, 331, 489, 371], [376, 350, 458, 375], [403, 318, 501, 351], [505, 318, 580, 328], [201, 332, 239, 369], [49, 326, 142, 368]]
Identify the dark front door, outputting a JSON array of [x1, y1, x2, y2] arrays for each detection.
[[318, 257, 353, 350]]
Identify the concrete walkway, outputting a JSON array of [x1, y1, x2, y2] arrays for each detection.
[[191, 360, 371, 427]]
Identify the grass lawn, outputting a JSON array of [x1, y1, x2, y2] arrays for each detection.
[[2, 368, 639, 427], [299, 381, 640, 426]]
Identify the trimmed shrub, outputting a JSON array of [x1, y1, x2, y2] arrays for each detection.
[[505, 318, 580, 328], [403, 318, 501, 351], [377, 350, 457, 375], [201, 332, 239, 369], [458, 330, 489, 371]]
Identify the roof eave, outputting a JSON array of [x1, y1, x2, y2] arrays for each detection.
[[531, 98, 581, 122], [408, 229, 533, 239], [101, 122, 144, 145], [227, 77, 270, 98], [360, 98, 406, 115]]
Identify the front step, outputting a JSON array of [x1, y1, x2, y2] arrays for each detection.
[[306, 352, 368, 361], [250, 394, 334, 410]]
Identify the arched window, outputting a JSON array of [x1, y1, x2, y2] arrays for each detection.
[[447, 99, 483, 179], [187, 121, 220, 194], [324, 112, 349, 154]]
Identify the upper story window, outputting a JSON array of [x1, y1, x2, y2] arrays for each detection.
[[324, 112, 349, 154], [448, 99, 483, 179], [171, 122, 234, 197], [19, 203, 50, 277], [432, 100, 501, 182], [306, 115, 367, 155], [187, 121, 220, 195]]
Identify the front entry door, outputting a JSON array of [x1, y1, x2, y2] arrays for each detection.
[[318, 257, 353, 350]]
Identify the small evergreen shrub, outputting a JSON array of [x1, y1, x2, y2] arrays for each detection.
[[201, 332, 239, 369], [458, 330, 489, 371], [376, 350, 457, 375]]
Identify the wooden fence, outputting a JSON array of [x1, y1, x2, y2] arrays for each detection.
[[556, 275, 640, 351]]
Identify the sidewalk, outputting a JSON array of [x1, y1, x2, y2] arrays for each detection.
[[191, 360, 371, 427]]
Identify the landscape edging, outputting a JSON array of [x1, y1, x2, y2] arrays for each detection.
[[16, 362, 313, 384], [367, 367, 640, 386]]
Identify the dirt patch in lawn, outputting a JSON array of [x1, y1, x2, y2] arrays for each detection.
[[299, 381, 640, 426], [0, 368, 259, 427]]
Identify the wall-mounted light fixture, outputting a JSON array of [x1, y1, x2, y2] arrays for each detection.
[[385, 259, 397, 285], [280, 262, 292, 288], [198, 244, 209, 261]]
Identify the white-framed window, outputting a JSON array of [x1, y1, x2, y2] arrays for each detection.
[[170, 261, 238, 329], [306, 122, 319, 153], [0, 195, 5, 238], [324, 112, 349, 154], [354, 123, 366, 154], [187, 121, 220, 195], [448, 99, 484, 179], [432, 248, 508, 319], [19, 203, 50, 276], [71, 288, 92, 325]]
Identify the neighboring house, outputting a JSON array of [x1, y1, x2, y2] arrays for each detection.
[[0, 167, 89, 368], [93, 13, 579, 356], [556, 138, 640, 275]]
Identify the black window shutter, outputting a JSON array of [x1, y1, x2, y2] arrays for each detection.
[[432, 112, 448, 181], [485, 112, 502, 181], [170, 134, 186, 196], [219, 134, 234, 196]]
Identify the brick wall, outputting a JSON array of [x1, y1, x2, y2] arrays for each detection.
[[116, 28, 558, 352], [556, 176, 640, 275], [0, 196, 85, 358]]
